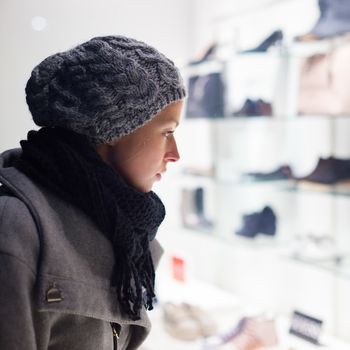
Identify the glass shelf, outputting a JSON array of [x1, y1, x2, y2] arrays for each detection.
[[287, 181, 350, 198], [287, 255, 350, 280], [221, 178, 350, 197], [287, 35, 350, 57], [181, 224, 295, 252], [182, 114, 350, 125], [177, 225, 350, 282], [179, 174, 350, 198]]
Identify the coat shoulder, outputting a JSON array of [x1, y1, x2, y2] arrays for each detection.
[[0, 193, 40, 272]]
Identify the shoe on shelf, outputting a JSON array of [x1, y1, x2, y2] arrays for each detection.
[[188, 42, 218, 66], [232, 317, 278, 350], [181, 187, 214, 231], [245, 165, 294, 181], [162, 302, 202, 341], [233, 98, 273, 117], [239, 30, 283, 53], [235, 206, 277, 238], [296, 156, 350, 185], [194, 187, 214, 229], [291, 234, 345, 262], [162, 302, 217, 341], [202, 316, 278, 350], [295, 0, 350, 41], [202, 317, 246, 349], [182, 303, 217, 338]]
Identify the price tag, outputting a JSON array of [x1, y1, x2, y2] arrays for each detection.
[[170, 255, 186, 282]]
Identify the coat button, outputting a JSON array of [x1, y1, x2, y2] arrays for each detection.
[[46, 283, 64, 303]]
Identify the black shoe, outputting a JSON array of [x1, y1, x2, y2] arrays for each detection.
[[235, 206, 277, 238], [233, 98, 272, 117], [188, 43, 217, 66], [297, 156, 350, 184], [245, 165, 294, 181], [239, 30, 283, 53]]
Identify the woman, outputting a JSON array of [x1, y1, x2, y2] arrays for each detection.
[[0, 35, 186, 349]]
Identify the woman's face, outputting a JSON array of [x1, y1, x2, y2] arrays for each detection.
[[96, 100, 183, 193]]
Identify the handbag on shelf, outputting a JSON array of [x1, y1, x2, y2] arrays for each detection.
[[298, 40, 350, 116], [186, 72, 225, 118]]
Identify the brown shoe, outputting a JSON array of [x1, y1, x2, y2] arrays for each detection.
[[162, 302, 202, 341], [182, 303, 217, 338], [161, 302, 217, 341]]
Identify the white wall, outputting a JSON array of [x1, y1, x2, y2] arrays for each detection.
[[0, 0, 192, 151]]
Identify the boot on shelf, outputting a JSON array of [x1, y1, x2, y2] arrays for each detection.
[[235, 206, 277, 238]]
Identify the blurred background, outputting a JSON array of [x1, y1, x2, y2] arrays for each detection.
[[1, 0, 350, 349]]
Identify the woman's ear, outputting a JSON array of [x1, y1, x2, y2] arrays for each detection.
[[95, 139, 119, 164], [95, 143, 110, 162], [108, 138, 119, 147]]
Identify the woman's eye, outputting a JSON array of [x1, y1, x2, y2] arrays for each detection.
[[164, 130, 174, 138]]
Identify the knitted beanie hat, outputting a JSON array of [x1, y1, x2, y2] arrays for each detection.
[[25, 35, 186, 144]]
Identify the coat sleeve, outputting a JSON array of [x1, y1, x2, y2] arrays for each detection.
[[0, 195, 48, 350]]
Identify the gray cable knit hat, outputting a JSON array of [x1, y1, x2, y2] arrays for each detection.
[[25, 35, 186, 144]]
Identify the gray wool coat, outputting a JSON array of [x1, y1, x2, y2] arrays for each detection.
[[0, 149, 164, 350]]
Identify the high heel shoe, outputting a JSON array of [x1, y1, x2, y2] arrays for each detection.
[[239, 30, 283, 53]]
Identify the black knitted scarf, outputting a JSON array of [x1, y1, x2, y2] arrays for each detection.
[[15, 127, 166, 320]]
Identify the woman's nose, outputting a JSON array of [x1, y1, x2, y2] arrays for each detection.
[[165, 138, 180, 162]]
